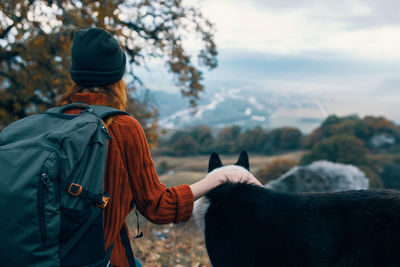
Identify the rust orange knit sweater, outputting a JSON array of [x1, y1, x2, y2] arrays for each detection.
[[66, 93, 194, 267]]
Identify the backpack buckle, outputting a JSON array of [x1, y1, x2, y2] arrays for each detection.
[[68, 183, 82, 196], [96, 195, 110, 209]]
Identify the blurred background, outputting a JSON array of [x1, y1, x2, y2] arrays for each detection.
[[1, 0, 400, 266]]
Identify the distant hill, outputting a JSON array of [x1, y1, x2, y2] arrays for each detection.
[[153, 87, 327, 133]]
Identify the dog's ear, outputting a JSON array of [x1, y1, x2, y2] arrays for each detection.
[[208, 152, 222, 172], [235, 151, 249, 170]]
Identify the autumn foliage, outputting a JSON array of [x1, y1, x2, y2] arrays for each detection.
[[304, 114, 400, 150], [256, 158, 297, 184], [158, 125, 303, 156], [0, 0, 217, 144], [300, 115, 400, 188]]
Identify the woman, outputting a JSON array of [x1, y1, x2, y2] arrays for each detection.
[[59, 28, 260, 267]]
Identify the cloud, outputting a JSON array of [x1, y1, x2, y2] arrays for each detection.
[[251, 0, 400, 28], [195, 0, 400, 61], [145, 0, 400, 124]]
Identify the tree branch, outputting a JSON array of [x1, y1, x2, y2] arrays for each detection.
[[121, 20, 170, 42], [0, 50, 18, 61], [0, 69, 20, 86], [0, 24, 14, 39]]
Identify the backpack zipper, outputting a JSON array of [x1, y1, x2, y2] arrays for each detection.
[[38, 167, 49, 243]]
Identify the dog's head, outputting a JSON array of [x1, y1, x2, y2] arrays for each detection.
[[208, 150, 250, 173], [193, 151, 251, 231]]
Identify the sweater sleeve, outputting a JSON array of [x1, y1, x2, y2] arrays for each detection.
[[117, 115, 194, 224]]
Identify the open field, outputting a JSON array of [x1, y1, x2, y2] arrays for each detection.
[[126, 151, 305, 266], [155, 151, 305, 187]]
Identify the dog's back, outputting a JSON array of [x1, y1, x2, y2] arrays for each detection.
[[201, 182, 400, 267], [194, 152, 400, 267]]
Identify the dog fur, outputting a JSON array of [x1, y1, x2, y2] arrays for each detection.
[[193, 151, 400, 267]]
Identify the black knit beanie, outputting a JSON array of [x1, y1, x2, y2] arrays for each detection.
[[69, 28, 126, 87]]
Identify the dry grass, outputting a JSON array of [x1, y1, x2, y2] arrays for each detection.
[[127, 214, 211, 267]]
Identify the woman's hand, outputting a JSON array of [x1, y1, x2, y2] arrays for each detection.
[[207, 167, 263, 187], [190, 167, 262, 201]]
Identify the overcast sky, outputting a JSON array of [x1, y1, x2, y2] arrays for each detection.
[[139, 0, 400, 121], [196, 0, 400, 59]]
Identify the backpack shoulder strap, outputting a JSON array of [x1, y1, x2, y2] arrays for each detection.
[[120, 225, 137, 267]]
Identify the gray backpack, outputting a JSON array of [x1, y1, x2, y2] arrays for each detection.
[[0, 103, 132, 266]]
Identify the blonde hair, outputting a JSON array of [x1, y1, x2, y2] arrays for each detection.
[[58, 78, 128, 127]]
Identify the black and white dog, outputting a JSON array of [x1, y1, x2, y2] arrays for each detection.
[[193, 151, 400, 267]]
